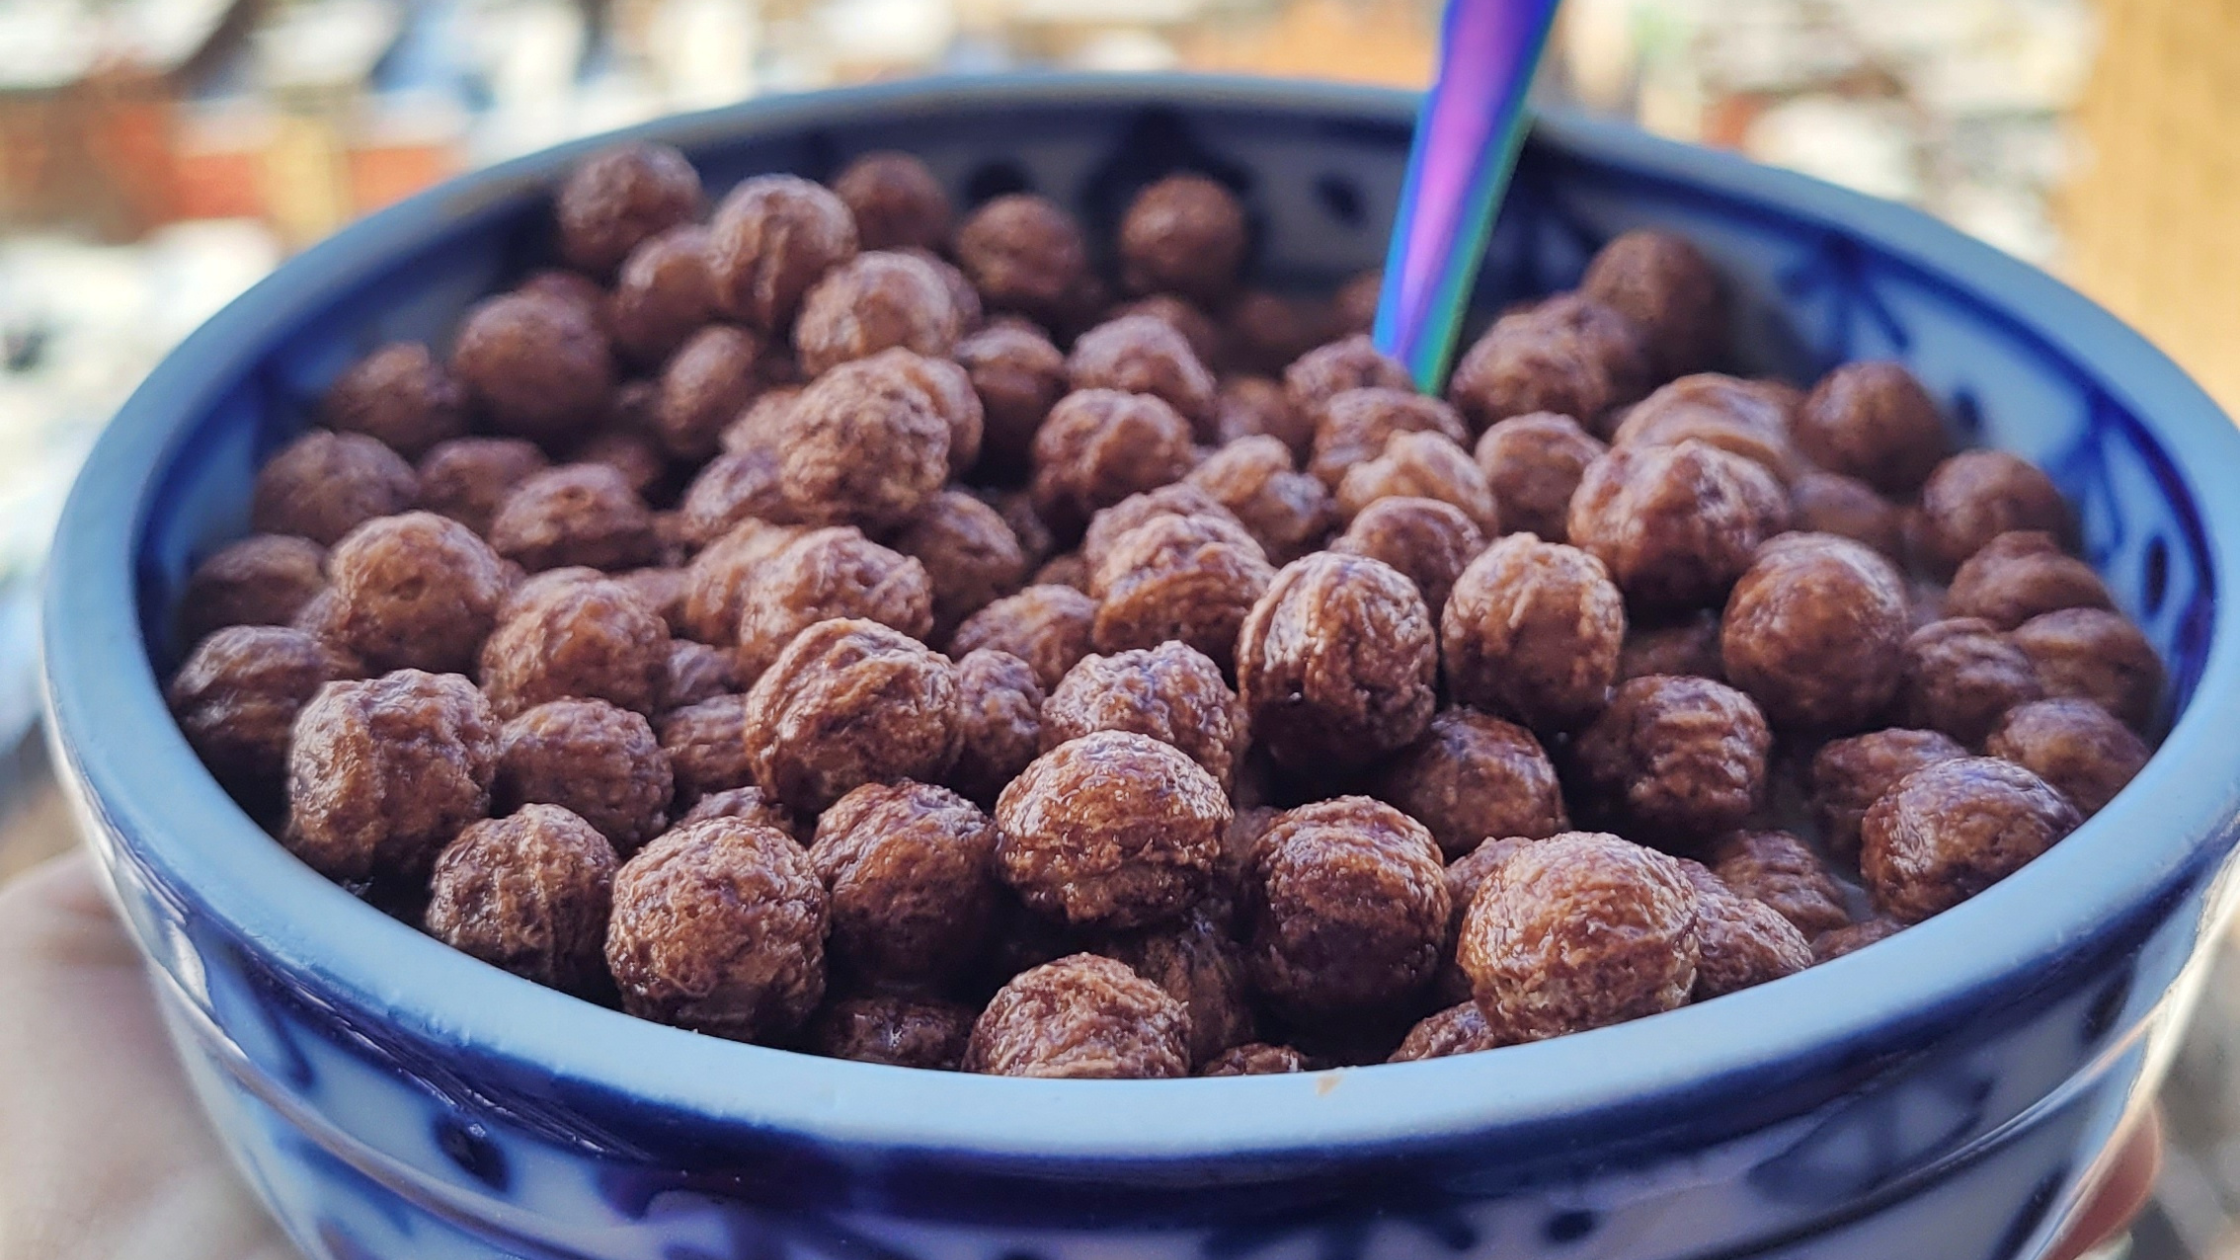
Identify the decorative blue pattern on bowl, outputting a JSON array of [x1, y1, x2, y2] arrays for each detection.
[[40, 76, 2240, 1260]]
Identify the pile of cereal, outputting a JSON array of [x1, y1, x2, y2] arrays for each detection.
[[164, 142, 2165, 1077]]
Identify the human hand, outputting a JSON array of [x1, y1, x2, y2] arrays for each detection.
[[0, 848, 2164, 1260]]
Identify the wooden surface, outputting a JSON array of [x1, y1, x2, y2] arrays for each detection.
[[2062, 0, 2240, 416]]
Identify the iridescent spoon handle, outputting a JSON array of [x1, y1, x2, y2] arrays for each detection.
[[1371, 0, 1566, 393]]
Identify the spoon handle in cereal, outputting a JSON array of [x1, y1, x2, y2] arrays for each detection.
[[1372, 0, 1564, 393]]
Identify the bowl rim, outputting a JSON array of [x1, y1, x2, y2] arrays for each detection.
[[42, 73, 2240, 1163]]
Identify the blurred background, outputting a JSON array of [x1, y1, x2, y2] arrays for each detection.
[[0, 2, 2235, 1256]]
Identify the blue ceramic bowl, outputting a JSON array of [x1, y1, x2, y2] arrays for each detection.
[[40, 76, 2240, 1260]]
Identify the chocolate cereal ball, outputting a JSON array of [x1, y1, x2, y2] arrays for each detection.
[[1679, 861, 1812, 1000], [1187, 435, 1332, 565], [1307, 386, 1469, 488], [805, 995, 975, 1070], [1810, 728, 1969, 864], [656, 325, 763, 460], [661, 639, 736, 711], [676, 445, 791, 544], [1986, 698, 2150, 816], [1945, 531, 2113, 630], [2013, 608, 2164, 732], [1215, 375, 1314, 458], [1579, 229, 1729, 378], [994, 731, 1228, 930], [1030, 389, 1196, 540], [425, 805, 616, 996], [1330, 269, 1386, 336], [177, 534, 327, 646], [879, 347, 984, 478], [706, 175, 858, 332], [1284, 335, 1412, 415], [1573, 675, 1771, 845], [677, 784, 796, 837], [1200, 1042, 1311, 1076], [677, 519, 805, 644], [1066, 315, 1218, 437], [949, 649, 1045, 807], [794, 251, 962, 377], [810, 781, 1000, 988], [168, 626, 355, 788], [1118, 174, 1248, 303], [833, 151, 951, 252], [1919, 450, 2075, 572], [658, 694, 754, 806], [450, 291, 614, 443], [1219, 293, 1316, 378], [1446, 294, 1652, 433], [1376, 709, 1567, 859], [607, 225, 715, 367], [571, 415, 668, 502], [1795, 361, 1949, 495], [1247, 797, 1449, 1023], [743, 619, 961, 815], [990, 489, 1055, 567], [495, 698, 672, 853], [948, 585, 1098, 692], [1815, 916, 1904, 961], [1898, 618, 2046, 748], [1078, 483, 1238, 572], [1790, 470, 1905, 559], [415, 437, 548, 538], [955, 194, 1090, 326], [1337, 431, 1499, 537], [619, 566, 688, 635], [1237, 552, 1438, 771], [731, 527, 934, 682], [1441, 535, 1626, 733], [286, 670, 499, 882], [1033, 552, 1092, 592], [1457, 831, 1699, 1041], [1111, 294, 1225, 368], [480, 577, 668, 717], [320, 342, 468, 459], [517, 268, 608, 321], [1331, 497, 1484, 618], [1390, 1002, 1510, 1062], [1610, 374, 1802, 482], [964, 953, 1190, 1079], [1860, 757, 2080, 922], [325, 511, 510, 675], [1569, 440, 1790, 612], [1719, 534, 1910, 731], [251, 430, 418, 546], [721, 384, 799, 455], [1474, 412, 1604, 542], [1709, 830, 1853, 938], [488, 464, 658, 573], [892, 491, 1028, 641], [1089, 513, 1275, 670], [1617, 612, 1725, 683], [768, 355, 950, 531], [1101, 906, 1256, 1067], [606, 819, 828, 1042], [555, 141, 702, 277], [954, 321, 1067, 476], [1042, 643, 1248, 792]]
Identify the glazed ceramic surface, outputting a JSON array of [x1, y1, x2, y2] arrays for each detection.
[[41, 76, 2240, 1260]]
